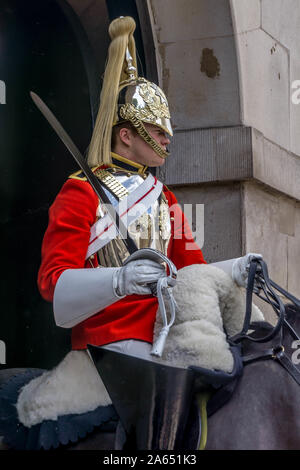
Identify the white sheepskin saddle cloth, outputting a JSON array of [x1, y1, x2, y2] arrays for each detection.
[[17, 264, 263, 428], [153, 264, 264, 373], [16, 350, 111, 428]]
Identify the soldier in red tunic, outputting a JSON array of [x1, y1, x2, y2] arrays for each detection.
[[0, 16, 262, 452], [37, 16, 259, 362]]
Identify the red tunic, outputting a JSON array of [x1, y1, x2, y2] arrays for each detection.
[[38, 177, 206, 349]]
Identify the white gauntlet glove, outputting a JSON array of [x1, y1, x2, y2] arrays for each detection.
[[232, 253, 262, 288], [114, 259, 166, 296], [54, 259, 167, 328]]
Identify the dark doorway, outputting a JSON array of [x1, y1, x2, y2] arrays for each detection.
[[0, 0, 154, 370], [0, 0, 98, 369]]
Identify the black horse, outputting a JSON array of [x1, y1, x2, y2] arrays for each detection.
[[205, 261, 300, 450]]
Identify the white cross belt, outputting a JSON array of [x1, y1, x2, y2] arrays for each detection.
[[86, 173, 163, 259]]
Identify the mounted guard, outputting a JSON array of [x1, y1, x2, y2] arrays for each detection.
[[0, 16, 271, 450]]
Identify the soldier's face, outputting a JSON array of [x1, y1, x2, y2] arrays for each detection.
[[127, 123, 171, 167]]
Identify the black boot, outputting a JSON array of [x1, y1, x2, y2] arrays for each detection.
[[88, 345, 198, 450]]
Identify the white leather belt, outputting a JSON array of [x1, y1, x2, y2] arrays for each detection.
[[86, 173, 163, 259]]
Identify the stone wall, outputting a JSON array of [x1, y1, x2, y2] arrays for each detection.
[[230, 0, 300, 302], [231, 0, 300, 156], [243, 182, 297, 291], [242, 180, 300, 320], [148, 0, 241, 129], [147, 0, 300, 320]]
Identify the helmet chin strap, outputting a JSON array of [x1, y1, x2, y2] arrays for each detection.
[[128, 115, 170, 159]]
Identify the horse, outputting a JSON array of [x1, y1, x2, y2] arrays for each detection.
[[1, 260, 300, 451], [206, 305, 300, 450], [205, 261, 300, 450]]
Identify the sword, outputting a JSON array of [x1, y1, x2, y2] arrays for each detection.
[[30, 91, 137, 255], [30, 92, 177, 344]]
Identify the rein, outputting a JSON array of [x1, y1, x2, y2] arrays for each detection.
[[228, 259, 300, 386]]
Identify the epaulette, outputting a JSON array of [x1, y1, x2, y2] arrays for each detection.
[[68, 169, 87, 181], [161, 185, 172, 205], [68, 167, 99, 181], [68, 167, 129, 200], [161, 191, 168, 203]]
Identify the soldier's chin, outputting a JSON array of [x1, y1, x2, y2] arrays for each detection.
[[151, 156, 166, 168]]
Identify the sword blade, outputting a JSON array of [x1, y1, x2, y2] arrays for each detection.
[[30, 91, 137, 254]]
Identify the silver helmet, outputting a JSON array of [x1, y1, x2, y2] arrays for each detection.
[[115, 49, 173, 159]]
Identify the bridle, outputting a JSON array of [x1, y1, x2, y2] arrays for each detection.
[[228, 258, 300, 385]]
